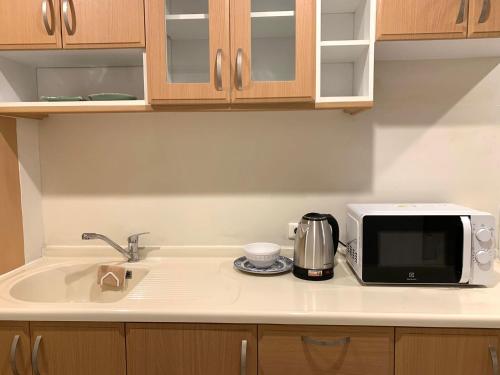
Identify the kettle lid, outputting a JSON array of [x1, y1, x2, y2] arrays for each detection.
[[303, 212, 329, 221]]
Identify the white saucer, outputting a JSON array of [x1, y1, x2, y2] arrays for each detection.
[[233, 256, 293, 275]]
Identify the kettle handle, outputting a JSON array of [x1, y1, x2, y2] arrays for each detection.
[[326, 214, 340, 255]]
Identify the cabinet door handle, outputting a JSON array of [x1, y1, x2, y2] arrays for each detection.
[[490, 345, 499, 375], [479, 0, 491, 23], [456, 0, 466, 24], [41, 0, 56, 35], [62, 0, 76, 35], [32, 336, 42, 375], [9, 335, 20, 375], [216, 49, 223, 91], [302, 336, 351, 347], [240, 339, 247, 375], [236, 48, 243, 91]]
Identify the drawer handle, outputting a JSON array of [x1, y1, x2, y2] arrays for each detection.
[[490, 345, 499, 375], [62, 0, 76, 35], [10, 335, 20, 375], [479, 0, 491, 23], [240, 339, 247, 375], [236, 48, 243, 91], [302, 336, 351, 347], [216, 49, 223, 91], [32, 336, 42, 375], [456, 0, 466, 24]]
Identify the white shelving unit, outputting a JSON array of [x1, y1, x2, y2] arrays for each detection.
[[316, 0, 376, 108], [0, 49, 148, 114]]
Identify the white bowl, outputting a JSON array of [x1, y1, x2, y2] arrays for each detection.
[[243, 243, 281, 268]]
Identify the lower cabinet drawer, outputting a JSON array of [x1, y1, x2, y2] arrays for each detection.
[[258, 325, 394, 375]]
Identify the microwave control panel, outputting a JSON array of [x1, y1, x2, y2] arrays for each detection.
[[470, 214, 496, 286]]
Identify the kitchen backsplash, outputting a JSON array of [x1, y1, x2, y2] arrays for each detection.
[[18, 58, 500, 253]]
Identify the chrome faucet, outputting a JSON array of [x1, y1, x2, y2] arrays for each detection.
[[81, 232, 149, 262]]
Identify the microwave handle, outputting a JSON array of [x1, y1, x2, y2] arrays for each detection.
[[459, 216, 472, 284]]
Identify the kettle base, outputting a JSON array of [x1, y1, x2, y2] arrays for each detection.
[[293, 265, 334, 281]]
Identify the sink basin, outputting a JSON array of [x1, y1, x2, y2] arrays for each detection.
[[9, 263, 148, 303]]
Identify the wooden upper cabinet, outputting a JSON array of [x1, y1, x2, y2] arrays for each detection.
[[61, 0, 145, 48], [468, 0, 500, 37], [0, 322, 31, 375], [30, 322, 127, 375], [0, 0, 62, 49], [377, 0, 469, 40], [230, 0, 315, 102], [396, 328, 500, 375], [146, 0, 231, 104], [259, 325, 394, 375], [126, 323, 258, 375]]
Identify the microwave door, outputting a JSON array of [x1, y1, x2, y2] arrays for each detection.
[[362, 215, 467, 284], [459, 216, 472, 284]]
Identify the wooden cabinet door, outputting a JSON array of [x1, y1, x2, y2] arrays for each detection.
[[230, 0, 315, 102], [468, 0, 500, 37], [126, 323, 257, 375], [0, 0, 62, 49], [146, 0, 231, 104], [396, 328, 500, 375], [0, 322, 31, 375], [259, 325, 394, 375], [61, 0, 145, 48], [377, 0, 468, 40], [30, 322, 126, 375]]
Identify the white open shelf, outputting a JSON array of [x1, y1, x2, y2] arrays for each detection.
[[316, 0, 375, 106], [0, 49, 147, 112]]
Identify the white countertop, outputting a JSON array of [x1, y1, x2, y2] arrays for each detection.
[[1, 246, 500, 328]]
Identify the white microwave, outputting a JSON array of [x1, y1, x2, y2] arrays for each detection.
[[345, 204, 497, 286]]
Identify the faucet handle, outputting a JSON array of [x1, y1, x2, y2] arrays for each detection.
[[127, 232, 150, 243]]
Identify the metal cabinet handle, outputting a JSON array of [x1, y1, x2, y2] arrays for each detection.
[[32, 336, 42, 375], [479, 0, 491, 23], [240, 339, 247, 375], [10, 335, 20, 375], [236, 48, 243, 91], [490, 346, 499, 375], [216, 49, 223, 91], [41, 0, 56, 35], [302, 336, 351, 347], [62, 0, 76, 35]]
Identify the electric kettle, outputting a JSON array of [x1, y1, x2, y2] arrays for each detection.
[[293, 213, 339, 281]]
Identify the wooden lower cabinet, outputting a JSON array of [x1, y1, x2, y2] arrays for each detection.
[[126, 323, 258, 375], [30, 322, 126, 375], [395, 328, 500, 375], [0, 322, 31, 375], [258, 325, 395, 375]]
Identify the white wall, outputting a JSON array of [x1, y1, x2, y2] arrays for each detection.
[[16, 119, 44, 261], [38, 58, 500, 248]]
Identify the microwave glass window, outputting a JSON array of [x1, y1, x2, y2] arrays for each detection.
[[378, 231, 446, 267], [363, 216, 464, 283]]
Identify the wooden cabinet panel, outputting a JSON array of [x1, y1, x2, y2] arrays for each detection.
[[30, 322, 126, 375], [126, 323, 257, 375], [259, 325, 394, 375], [61, 0, 145, 48], [0, 117, 25, 276], [0, 0, 62, 49], [395, 328, 500, 375], [0, 322, 31, 375], [146, 0, 231, 103], [468, 0, 500, 37], [230, 0, 315, 102], [377, 0, 468, 40]]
